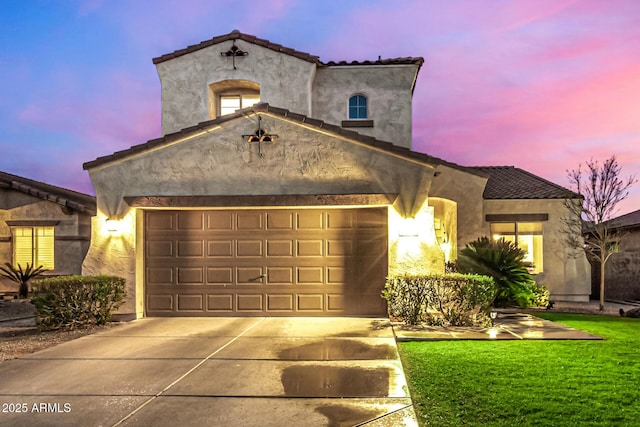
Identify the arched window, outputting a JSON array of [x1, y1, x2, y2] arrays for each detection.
[[348, 95, 367, 119], [209, 80, 260, 118]]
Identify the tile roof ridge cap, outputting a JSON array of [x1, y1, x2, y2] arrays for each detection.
[[153, 30, 320, 64]]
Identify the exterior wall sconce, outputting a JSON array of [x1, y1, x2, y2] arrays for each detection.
[[105, 218, 121, 233], [440, 231, 451, 263], [399, 217, 419, 237]]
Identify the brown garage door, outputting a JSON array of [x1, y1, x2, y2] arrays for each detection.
[[144, 208, 388, 316]]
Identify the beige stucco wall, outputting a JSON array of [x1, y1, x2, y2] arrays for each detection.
[[312, 65, 418, 149], [156, 39, 316, 135], [428, 164, 488, 250], [483, 199, 591, 301], [84, 114, 438, 317], [603, 228, 640, 300], [0, 189, 91, 292]]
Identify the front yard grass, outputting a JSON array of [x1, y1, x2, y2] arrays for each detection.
[[398, 314, 640, 426]]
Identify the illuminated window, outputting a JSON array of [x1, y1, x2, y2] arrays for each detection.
[[348, 95, 368, 119], [13, 227, 54, 269], [490, 222, 543, 273], [219, 93, 260, 116]]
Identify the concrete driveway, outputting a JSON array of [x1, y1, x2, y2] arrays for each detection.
[[0, 317, 417, 426]]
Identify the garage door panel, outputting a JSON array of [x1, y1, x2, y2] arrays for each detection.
[[327, 239, 353, 256], [267, 240, 293, 257], [208, 294, 234, 311], [326, 267, 346, 284], [147, 212, 174, 231], [326, 294, 344, 311], [237, 212, 263, 230], [267, 294, 294, 311], [207, 211, 234, 230], [326, 211, 355, 229], [147, 267, 174, 285], [177, 240, 204, 257], [237, 240, 263, 257], [147, 294, 174, 311], [177, 294, 204, 311], [177, 212, 204, 230], [208, 240, 234, 257], [297, 294, 324, 311], [358, 208, 387, 228], [296, 211, 324, 230], [145, 208, 387, 316], [297, 267, 323, 284], [266, 211, 294, 230], [237, 294, 263, 311], [207, 267, 233, 284], [177, 267, 204, 284], [297, 240, 323, 256], [267, 267, 293, 284], [147, 240, 174, 257], [237, 267, 264, 283]]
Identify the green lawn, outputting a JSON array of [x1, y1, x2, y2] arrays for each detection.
[[398, 314, 640, 426]]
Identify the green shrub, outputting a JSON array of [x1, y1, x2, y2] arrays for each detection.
[[383, 275, 431, 325], [531, 282, 551, 308], [456, 237, 536, 307], [31, 275, 126, 330], [383, 273, 495, 326]]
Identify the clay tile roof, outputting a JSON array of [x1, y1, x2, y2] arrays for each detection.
[[321, 57, 425, 67], [152, 30, 426, 70], [83, 103, 479, 175], [0, 171, 96, 215], [152, 30, 320, 65], [605, 209, 640, 230], [469, 166, 579, 200]]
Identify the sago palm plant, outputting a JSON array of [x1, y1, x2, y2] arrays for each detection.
[[0, 262, 47, 298], [456, 237, 536, 307]]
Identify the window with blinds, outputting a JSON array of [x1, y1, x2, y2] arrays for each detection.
[[13, 227, 54, 269]]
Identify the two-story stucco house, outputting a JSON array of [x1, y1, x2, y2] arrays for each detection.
[[82, 31, 590, 319]]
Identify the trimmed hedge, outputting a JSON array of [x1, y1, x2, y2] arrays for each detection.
[[383, 273, 496, 326], [31, 275, 126, 330]]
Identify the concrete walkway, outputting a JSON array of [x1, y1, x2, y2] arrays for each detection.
[[0, 317, 417, 427], [393, 312, 602, 341]]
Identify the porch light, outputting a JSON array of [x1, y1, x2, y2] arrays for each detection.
[[105, 218, 121, 233], [440, 231, 451, 263], [398, 217, 419, 237]]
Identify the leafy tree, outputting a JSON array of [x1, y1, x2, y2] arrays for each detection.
[[456, 237, 536, 307], [563, 155, 636, 311], [0, 263, 47, 298]]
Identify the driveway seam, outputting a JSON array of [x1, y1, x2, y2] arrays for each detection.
[[111, 317, 266, 427]]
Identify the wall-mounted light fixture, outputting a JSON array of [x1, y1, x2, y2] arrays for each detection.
[[441, 231, 449, 245], [440, 231, 451, 263], [399, 217, 419, 237], [105, 218, 121, 234]]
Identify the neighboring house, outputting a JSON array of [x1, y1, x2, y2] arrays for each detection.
[[0, 171, 96, 294], [590, 209, 640, 301], [82, 30, 590, 319]]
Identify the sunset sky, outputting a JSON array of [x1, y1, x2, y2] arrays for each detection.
[[1, 0, 639, 215]]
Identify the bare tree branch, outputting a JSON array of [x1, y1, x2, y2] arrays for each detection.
[[562, 155, 636, 311]]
